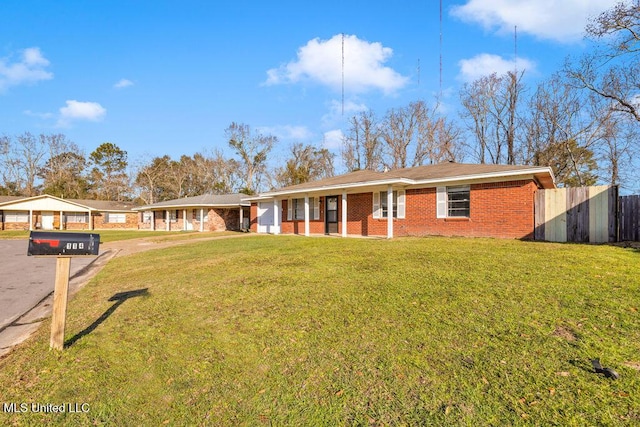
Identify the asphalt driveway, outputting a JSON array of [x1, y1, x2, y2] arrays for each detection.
[[0, 240, 95, 332]]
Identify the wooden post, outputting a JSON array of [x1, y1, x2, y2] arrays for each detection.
[[50, 256, 71, 350]]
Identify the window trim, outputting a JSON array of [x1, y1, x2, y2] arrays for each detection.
[[437, 186, 470, 218], [105, 212, 127, 224], [287, 197, 319, 221], [4, 211, 29, 223], [65, 212, 88, 223], [373, 190, 405, 219]]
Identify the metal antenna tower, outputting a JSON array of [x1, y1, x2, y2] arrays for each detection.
[[439, 0, 443, 97], [342, 33, 345, 116]]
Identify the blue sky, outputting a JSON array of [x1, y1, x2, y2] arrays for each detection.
[[1, 0, 619, 171]]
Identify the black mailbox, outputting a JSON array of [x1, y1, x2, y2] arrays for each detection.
[[28, 231, 100, 256]]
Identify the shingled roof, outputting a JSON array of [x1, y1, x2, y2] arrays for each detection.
[[135, 193, 250, 210], [0, 195, 137, 211], [255, 162, 555, 198]]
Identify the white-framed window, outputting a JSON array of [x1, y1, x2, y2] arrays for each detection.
[[5, 211, 29, 222], [65, 212, 88, 223], [373, 190, 405, 219], [142, 211, 153, 223], [287, 197, 319, 221], [437, 186, 470, 218], [194, 209, 208, 222], [169, 210, 178, 222], [105, 212, 126, 223]]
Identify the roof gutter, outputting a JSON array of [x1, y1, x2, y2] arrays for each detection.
[[255, 167, 555, 198]]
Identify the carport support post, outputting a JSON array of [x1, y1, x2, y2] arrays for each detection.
[[387, 185, 394, 239], [304, 195, 310, 236], [50, 256, 71, 350]]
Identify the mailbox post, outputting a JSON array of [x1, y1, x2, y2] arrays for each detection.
[[28, 231, 100, 350]]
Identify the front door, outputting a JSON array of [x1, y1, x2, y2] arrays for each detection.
[[185, 210, 194, 231], [41, 211, 54, 230], [325, 196, 338, 234], [257, 202, 274, 233]]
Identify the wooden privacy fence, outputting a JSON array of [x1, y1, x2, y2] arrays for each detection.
[[534, 186, 618, 243], [620, 195, 640, 242]]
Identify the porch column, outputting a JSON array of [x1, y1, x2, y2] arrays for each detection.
[[89, 210, 94, 230], [304, 195, 310, 236], [200, 209, 204, 232], [60, 210, 64, 230], [341, 191, 348, 237], [29, 209, 33, 230], [387, 185, 393, 239], [150, 211, 155, 231], [274, 199, 280, 234], [166, 210, 170, 231], [239, 207, 244, 230], [183, 209, 187, 231]]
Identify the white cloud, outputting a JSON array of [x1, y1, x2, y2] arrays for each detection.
[[57, 100, 106, 127], [114, 78, 134, 89], [23, 109, 54, 119], [451, 0, 617, 43], [265, 34, 409, 95], [0, 47, 53, 92], [258, 125, 313, 141], [321, 99, 369, 128], [458, 53, 536, 82], [323, 129, 344, 150]]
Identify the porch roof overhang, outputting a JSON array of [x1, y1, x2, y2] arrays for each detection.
[[0, 195, 95, 212], [250, 166, 556, 200], [134, 203, 250, 211], [133, 194, 250, 211]]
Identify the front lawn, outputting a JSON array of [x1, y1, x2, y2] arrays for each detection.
[[0, 229, 205, 243], [0, 236, 638, 425]]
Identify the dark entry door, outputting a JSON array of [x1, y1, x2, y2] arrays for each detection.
[[325, 196, 338, 234]]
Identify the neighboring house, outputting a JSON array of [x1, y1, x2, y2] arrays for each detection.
[[248, 162, 556, 239], [0, 195, 138, 231], [134, 194, 250, 232]]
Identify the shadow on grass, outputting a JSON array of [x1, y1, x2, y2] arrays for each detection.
[[65, 288, 149, 348]]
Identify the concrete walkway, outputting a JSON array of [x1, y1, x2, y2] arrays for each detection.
[[0, 233, 254, 357]]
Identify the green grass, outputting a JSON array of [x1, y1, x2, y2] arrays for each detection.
[[0, 229, 218, 243], [1, 236, 639, 425]]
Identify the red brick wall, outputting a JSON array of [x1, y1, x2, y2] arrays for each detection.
[[269, 180, 538, 239], [208, 208, 241, 231], [280, 199, 326, 234], [250, 203, 258, 232], [92, 212, 139, 230], [395, 180, 538, 239]]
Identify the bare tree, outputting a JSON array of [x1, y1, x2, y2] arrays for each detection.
[[460, 72, 526, 165], [522, 74, 605, 186], [382, 101, 422, 169], [204, 149, 242, 194], [274, 143, 334, 188], [379, 100, 461, 170], [0, 135, 21, 195], [38, 134, 88, 198], [565, 2, 640, 122], [226, 122, 275, 194], [341, 110, 383, 172], [460, 75, 500, 164], [134, 155, 172, 204], [596, 109, 637, 188], [9, 132, 48, 196]]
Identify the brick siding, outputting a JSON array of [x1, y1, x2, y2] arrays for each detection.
[[263, 179, 538, 239]]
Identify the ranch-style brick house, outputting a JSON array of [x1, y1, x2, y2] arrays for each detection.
[[248, 162, 556, 239], [134, 194, 250, 232], [0, 195, 138, 231]]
